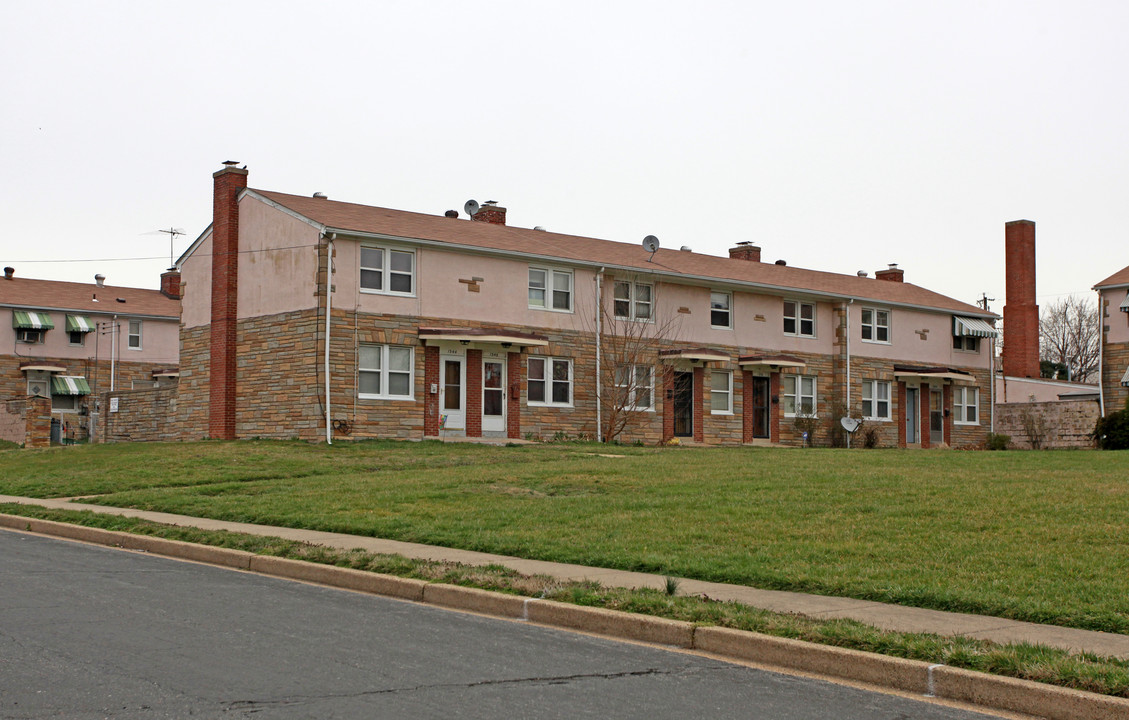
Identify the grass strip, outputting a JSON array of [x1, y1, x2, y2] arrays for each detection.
[[5, 503, 1127, 699]]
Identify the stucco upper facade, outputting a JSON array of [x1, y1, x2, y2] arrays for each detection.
[[1095, 265, 1129, 412], [178, 163, 998, 447]]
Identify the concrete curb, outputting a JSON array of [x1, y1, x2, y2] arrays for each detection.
[[4, 513, 1128, 720]]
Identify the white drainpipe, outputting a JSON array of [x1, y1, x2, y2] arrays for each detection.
[[325, 236, 335, 444], [1097, 289, 1105, 416], [595, 267, 605, 442], [845, 299, 853, 448], [110, 314, 118, 392]]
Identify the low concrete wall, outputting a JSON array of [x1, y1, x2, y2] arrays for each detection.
[[995, 399, 1099, 449], [98, 386, 180, 443]]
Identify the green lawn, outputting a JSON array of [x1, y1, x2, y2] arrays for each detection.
[[3, 440, 1128, 635]]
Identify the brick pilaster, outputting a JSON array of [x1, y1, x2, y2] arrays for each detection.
[[897, 382, 907, 447], [769, 373, 781, 443], [943, 384, 952, 446], [693, 366, 705, 443], [507, 351, 522, 439], [424, 345, 440, 436], [742, 370, 754, 443], [921, 383, 932, 449], [661, 365, 675, 443], [208, 163, 248, 440], [466, 349, 482, 437]]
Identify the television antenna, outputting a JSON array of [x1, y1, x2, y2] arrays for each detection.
[[642, 235, 660, 262], [144, 227, 186, 267]]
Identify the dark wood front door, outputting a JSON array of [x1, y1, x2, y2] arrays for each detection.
[[673, 371, 694, 438]]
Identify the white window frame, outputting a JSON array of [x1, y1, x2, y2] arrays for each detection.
[[953, 386, 979, 425], [783, 300, 816, 338], [16, 328, 45, 344], [710, 370, 733, 414], [358, 344, 415, 400], [952, 335, 981, 353], [528, 267, 573, 312], [861, 379, 891, 421], [860, 307, 890, 344], [781, 375, 817, 417], [613, 281, 653, 322], [360, 245, 416, 297], [615, 364, 655, 411], [127, 320, 142, 350], [710, 292, 732, 329], [527, 356, 573, 407]]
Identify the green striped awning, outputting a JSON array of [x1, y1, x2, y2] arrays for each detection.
[[50, 376, 91, 396], [12, 311, 54, 330], [1121, 367, 1129, 387], [953, 316, 997, 338], [1120, 292, 1129, 313], [65, 314, 95, 332]]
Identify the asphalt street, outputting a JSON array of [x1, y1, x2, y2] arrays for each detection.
[[0, 529, 1009, 719]]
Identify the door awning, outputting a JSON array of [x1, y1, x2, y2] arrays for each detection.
[[893, 365, 977, 385], [20, 363, 66, 373], [738, 354, 806, 370], [12, 311, 54, 329], [953, 316, 996, 338], [51, 376, 91, 395], [66, 314, 95, 332], [418, 327, 549, 348], [658, 348, 731, 364]]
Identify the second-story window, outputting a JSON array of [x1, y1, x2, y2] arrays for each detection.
[[710, 292, 732, 328], [529, 267, 573, 311], [127, 320, 142, 349], [783, 300, 815, 337], [614, 281, 652, 321], [360, 246, 415, 295], [861, 308, 890, 343]]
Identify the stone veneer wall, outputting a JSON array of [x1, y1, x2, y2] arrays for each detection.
[[1102, 340, 1129, 412], [174, 307, 992, 448], [995, 399, 1100, 449], [99, 387, 181, 443], [0, 397, 51, 447]]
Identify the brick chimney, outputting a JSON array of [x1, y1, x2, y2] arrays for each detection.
[[1002, 219, 1040, 378], [209, 161, 248, 440], [472, 201, 507, 225], [728, 242, 761, 262], [875, 264, 904, 282], [160, 268, 181, 299]]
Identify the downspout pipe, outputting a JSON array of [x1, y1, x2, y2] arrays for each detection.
[[595, 267, 605, 443], [325, 234, 335, 444], [845, 299, 853, 449], [1097, 289, 1105, 416], [110, 314, 118, 392]]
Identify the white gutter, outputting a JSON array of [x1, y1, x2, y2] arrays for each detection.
[[595, 267, 605, 443], [325, 235, 335, 444]]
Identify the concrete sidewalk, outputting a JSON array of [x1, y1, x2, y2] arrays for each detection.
[[3, 493, 1127, 661]]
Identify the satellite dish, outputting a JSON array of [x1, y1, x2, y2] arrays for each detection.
[[840, 417, 862, 433], [642, 235, 660, 255], [464, 199, 480, 217]]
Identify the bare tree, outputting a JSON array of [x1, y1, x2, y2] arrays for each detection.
[[1039, 295, 1100, 383], [583, 275, 683, 442]]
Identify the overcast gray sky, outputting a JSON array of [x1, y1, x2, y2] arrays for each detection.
[[2, 1, 1125, 314]]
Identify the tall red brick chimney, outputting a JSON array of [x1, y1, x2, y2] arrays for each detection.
[[160, 268, 181, 299], [728, 242, 761, 262], [1002, 219, 1040, 378], [209, 161, 248, 440]]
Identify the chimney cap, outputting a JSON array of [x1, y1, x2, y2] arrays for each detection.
[[222, 160, 239, 167]]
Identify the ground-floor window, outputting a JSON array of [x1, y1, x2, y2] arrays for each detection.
[[358, 344, 414, 399], [615, 364, 654, 411], [710, 370, 732, 414], [862, 379, 891, 420], [953, 386, 979, 424], [528, 357, 572, 406], [781, 375, 816, 416]]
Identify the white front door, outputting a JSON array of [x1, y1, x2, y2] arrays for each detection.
[[482, 354, 506, 433], [440, 351, 465, 430]]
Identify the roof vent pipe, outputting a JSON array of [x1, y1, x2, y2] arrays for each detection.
[[775, 259, 787, 266], [313, 192, 327, 199], [444, 210, 459, 218], [857, 271, 868, 277], [3, 267, 13, 280], [95, 274, 105, 287]]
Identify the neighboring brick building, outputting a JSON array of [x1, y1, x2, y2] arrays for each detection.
[[176, 162, 998, 448], [0, 267, 181, 443], [1094, 264, 1129, 413]]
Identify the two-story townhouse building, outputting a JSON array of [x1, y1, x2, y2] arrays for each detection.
[[1095, 264, 1129, 413], [0, 267, 181, 441], [177, 162, 997, 447]]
